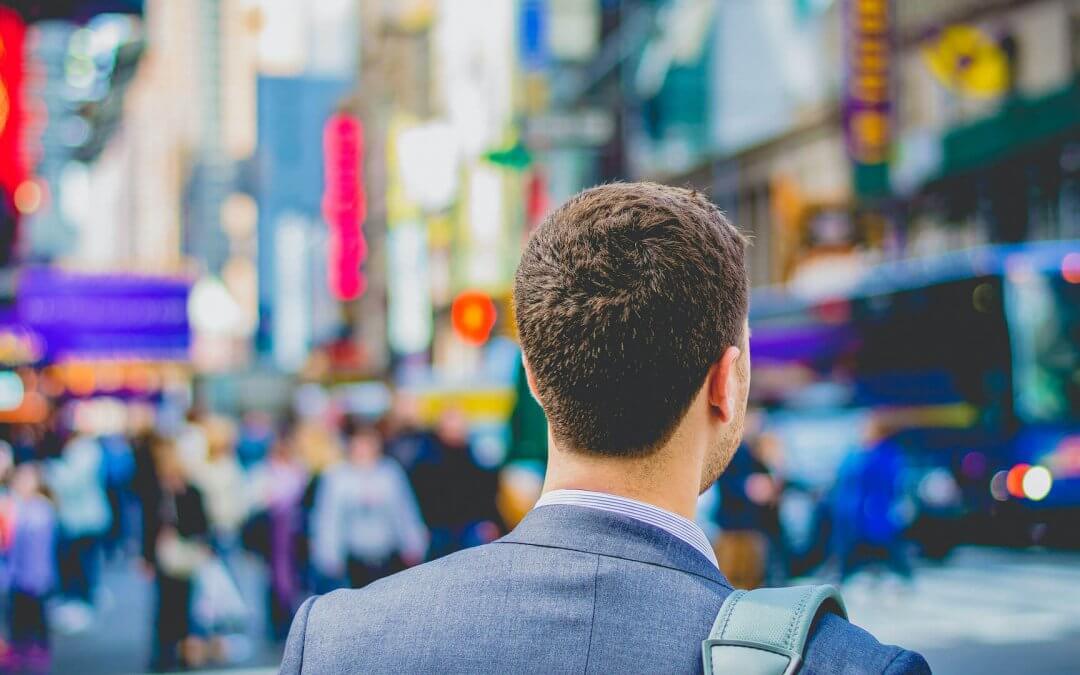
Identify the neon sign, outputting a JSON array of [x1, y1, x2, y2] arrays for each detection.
[[0, 7, 26, 201], [843, 0, 892, 165], [322, 112, 367, 300]]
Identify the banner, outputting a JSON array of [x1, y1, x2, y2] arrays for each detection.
[[843, 0, 892, 166], [2, 267, 191, 362]]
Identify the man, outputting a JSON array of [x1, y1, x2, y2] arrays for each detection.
[[309, 416, 427, 589], [409, 409, 503, 560], [282, 183, 929, 673]]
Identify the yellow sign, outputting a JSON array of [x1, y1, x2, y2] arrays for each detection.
[[922, 25, 1010, 99], [844, 0, 893, 165], [409, 387, 516, 424]]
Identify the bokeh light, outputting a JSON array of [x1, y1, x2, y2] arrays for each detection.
[[13, 178, 42, 214], [989, 470, 1009, 501], [0, 2, 1075, 671], [1063, 252, 1080, 284], [1022, 466, 1053, 502], [1006, 464, 1030, 499]]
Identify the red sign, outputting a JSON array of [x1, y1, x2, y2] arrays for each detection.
[[322, 113, 367, 300], [526, 169, 549, 232], [0, 7, 27, 204], [451, 290, 497, 346]]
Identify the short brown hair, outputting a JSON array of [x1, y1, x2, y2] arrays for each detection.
[[514, 182, 749, 456]]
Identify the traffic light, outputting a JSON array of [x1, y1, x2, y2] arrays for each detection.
[[451, 290, 497, 346]]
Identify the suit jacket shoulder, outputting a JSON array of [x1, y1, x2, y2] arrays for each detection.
[[805, 612, 931, 674], [281, 593, 316, 674], [280, 505, 929, 674]]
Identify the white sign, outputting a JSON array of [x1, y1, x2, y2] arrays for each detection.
[[387, 221, 433, 355]]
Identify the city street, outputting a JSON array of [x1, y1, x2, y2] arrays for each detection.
[[847, 548, 1080, 675], [50, 552, 282, 674], [47, 547, 1080, 674], [0, 0, 1076, 672]]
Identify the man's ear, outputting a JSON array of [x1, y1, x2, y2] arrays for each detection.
[[707, 346, 742, 423], [522, 354, 542, 404]]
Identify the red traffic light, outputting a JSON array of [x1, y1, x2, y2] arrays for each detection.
[[451, 290, 497, 346]]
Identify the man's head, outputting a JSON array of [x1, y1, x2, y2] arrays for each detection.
[[514, 182, 750, 491]]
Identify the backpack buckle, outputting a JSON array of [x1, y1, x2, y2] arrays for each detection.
[[702, 638, 801, 675]]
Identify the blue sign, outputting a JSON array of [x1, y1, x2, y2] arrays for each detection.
[[0, 266, 191, 362], [519, 0, 548, 71]]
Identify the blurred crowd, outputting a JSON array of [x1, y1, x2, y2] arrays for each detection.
[[0, 390, 932, 672], [0, 396, 512, 672], [703, 411, 918, 592]]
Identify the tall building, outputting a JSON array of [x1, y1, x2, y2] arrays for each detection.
[[529, 0, 1080, 289]]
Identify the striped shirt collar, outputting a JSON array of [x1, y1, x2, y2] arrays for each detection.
[[534, 489, 718, 568]]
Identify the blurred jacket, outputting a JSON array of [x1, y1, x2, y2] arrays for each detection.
[[409, 436, 502, 558], [250, 456, 307, 609], [193, 455, 249, 538], [310, 458, 427, 574], [46, 436, 111, 537], [714, 442, 773, 532], [282, 505, 929, 674], [7, 494, 57, 595], [858, 438, 908, 545], [143, 482, 210, 575]]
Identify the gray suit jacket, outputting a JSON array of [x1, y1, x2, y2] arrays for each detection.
[[281, 504, 930, 674]]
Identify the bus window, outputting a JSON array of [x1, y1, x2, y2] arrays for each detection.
[[851, 277, 1012, 418], [1006, 269, 1080, 425], [751, 276, 1013, 421]]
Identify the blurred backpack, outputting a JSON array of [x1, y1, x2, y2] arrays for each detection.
[[702, 585, 847, 675]]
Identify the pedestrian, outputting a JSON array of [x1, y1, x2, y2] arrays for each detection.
[[712, 439, 772, 589], [248, 418, 308, 641], [409, 408, 502, 559], [281, 182, 929, 673], [310, 416, 427, 590], [1, 463, 57, 673], [750, 430, 789, 585], [383, 392, 434, 472], [9, 424, 38, 465], [191, 416, 249, 554], [100, 431, 136, 560], [236, 410, 275, 469], [141, 437, 211, 672], [175, 406, 213, 480], [177, 414, 253, 663], [831, 416, 914, 583], [45, 426, 111, 632], [294, 416, 342, 595]]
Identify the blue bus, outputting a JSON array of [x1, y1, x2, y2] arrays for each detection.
[[749, 241, 1080, 554]]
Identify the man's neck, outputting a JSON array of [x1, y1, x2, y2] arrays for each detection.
[[541, 431, 703, 520]]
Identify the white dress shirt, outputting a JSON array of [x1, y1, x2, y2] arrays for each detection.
[[534, 488, 719, 568]]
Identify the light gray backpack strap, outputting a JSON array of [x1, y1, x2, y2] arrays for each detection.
[[702, 585, 847, 675]]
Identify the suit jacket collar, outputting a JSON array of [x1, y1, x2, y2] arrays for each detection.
[[496, 504, 731, 588]]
